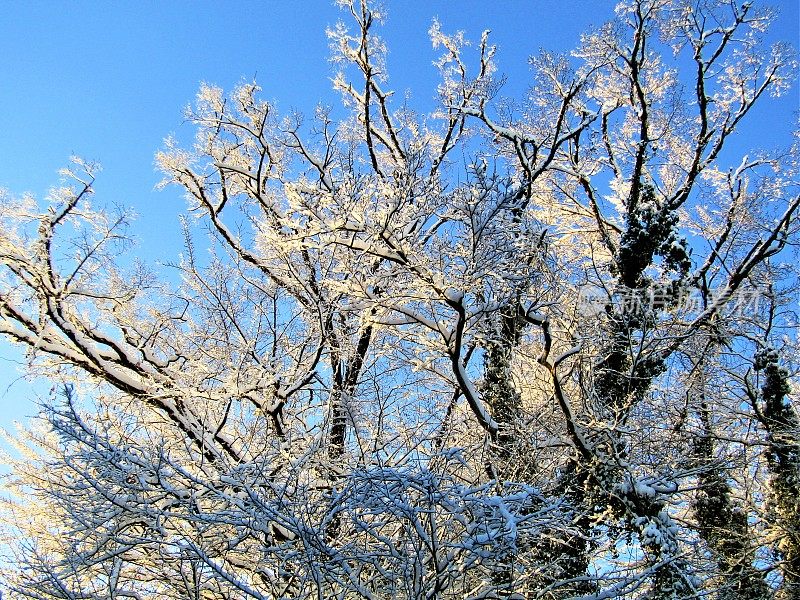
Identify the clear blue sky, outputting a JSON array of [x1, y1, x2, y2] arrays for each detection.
[[0, 1, 797, 435]]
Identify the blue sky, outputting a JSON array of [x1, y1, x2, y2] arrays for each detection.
[[0, 1, 797, 434]]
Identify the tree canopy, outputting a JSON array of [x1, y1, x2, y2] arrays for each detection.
[[0, 1, 798, 598]]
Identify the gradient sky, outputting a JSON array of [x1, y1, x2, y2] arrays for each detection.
[[0, 1, 797, 437]]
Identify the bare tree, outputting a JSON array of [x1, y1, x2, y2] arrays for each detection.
[[1, 1, 797, 598]]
